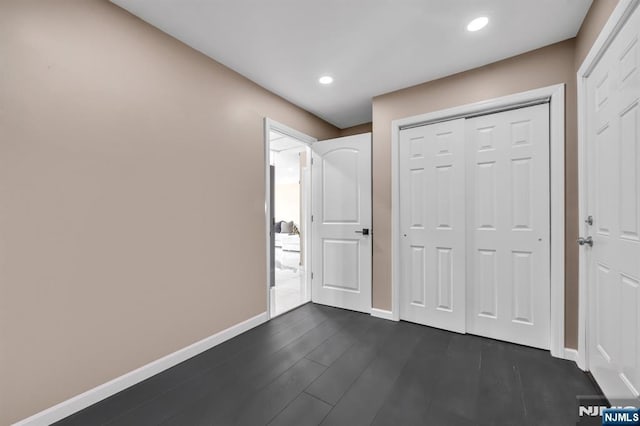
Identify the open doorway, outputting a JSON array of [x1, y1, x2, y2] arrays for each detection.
[[265, 120, 314, 317]]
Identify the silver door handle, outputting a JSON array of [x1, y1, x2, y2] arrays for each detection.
[[354, 228, 370, 235], [577, 236, 593, 247]]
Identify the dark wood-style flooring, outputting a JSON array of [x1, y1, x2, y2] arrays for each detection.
[[56, 303, 600, 425]]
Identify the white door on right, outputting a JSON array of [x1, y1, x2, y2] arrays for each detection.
[[585, 3, 640, 401], [466, 103, 551, 349]]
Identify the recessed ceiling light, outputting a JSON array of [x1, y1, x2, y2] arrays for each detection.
[[467, 16, 489, 32], [319, 75, 334, 85]]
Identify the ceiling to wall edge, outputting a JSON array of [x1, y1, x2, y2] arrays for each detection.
[[109, 1, 591, 130]]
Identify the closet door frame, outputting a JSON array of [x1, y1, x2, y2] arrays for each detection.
[[390, 84, 567, 360]]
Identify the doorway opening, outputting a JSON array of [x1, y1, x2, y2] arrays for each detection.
[[265, 119, 315, 318]]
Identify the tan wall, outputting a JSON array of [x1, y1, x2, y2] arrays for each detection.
[[0, 0, 339, 424], [575, 0, 620, 68], [339, 122, 373, 137], [371, 0, 619, 351]]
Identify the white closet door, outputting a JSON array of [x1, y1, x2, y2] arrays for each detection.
[[466, 103, 550, 349], [585, 3, 640, 401], [311, 133, 372, 314], [399, 119, 467, 333]]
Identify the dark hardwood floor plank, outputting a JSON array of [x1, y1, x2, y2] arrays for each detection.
[[427, 332, 484, 421], [475, 338, 527, 425], [371, 325, 451, 426], [424, 402, 477, 426], [268, 392, 332, 426], [235, 358, 326, 426], [305, 312, 374, 367], [515, 347, 599, 426], [319, 322, 422, 426], [304, 318, 398, 406]]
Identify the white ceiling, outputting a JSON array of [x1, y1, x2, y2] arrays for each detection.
[[111, 0, 592, 129], [272, 149, 302, 184], [270, 131, 306, 153], [270, 131, 306, 183]]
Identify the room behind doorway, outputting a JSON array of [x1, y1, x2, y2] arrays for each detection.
[[269, 129, 311, 316]]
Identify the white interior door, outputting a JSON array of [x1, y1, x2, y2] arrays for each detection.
[[466, 103, 550, 349], [311, 133, 372, 313], [399, 119, 467, 332], [585, 3, 640, 401]]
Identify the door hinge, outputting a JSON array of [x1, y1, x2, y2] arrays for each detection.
[[311, 215, 314, 222], [311, 158, 314, 165], [311, 272, 314, 279]]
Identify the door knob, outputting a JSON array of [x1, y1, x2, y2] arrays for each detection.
[[355, 228, 370, 235], [577, 236, 593, 247]]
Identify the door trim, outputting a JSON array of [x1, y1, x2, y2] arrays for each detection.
[[264, 118, 316, 319], [391, 84, 566, 359], [576, 0, 640, 371]]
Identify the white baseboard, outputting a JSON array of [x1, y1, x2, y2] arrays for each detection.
[[13, 312, 269, 426], [563, 348, 578, 361], [563, 348, 588, 371], [563, 348, 584, 368], [551, 347, 584, 370], [370, 308, 395, 321]]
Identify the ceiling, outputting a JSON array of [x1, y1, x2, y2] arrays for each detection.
[[111, 0, 592, 129], [272, 150, 302, 185], [270, 131, 306, 184], [270, 131, 306, 153]]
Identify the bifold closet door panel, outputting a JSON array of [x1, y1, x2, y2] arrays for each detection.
[[466, 103, 551, 349], [399, 118, 467, 333]]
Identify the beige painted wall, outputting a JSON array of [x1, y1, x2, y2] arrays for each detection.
[[0, 0, 339, 423], [371, 0, 618, 350], [575, 0, 620, 68], [339, 122, 373, 137]]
